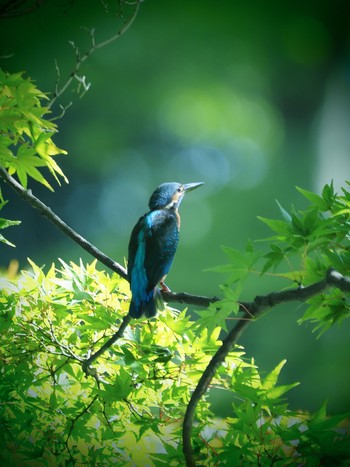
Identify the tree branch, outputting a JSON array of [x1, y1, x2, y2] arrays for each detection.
[[82, 314, 131, 375], [161, 291, 220, 308], [0, 166, 128, 280], [182, 267, 350, 467]]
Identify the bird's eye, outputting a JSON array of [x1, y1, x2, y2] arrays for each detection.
[[178, 186, 183, 193]]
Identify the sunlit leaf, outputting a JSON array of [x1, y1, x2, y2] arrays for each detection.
[[0, 70, 68, 190]]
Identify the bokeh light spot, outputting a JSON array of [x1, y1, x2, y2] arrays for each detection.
[[168, 145, 231, 191], [158, 86, 284, 155]]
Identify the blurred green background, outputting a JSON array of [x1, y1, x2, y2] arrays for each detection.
[[1, 0, 350, 414]]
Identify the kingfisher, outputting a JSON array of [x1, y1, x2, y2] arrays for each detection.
[[127, 181, 204, 319]]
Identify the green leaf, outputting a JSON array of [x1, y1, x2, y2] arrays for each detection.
[[0, 233, 16, 247], [322, 181, 336, 207], [262, 359, 287, 390], [312, 399, 328, 423], [260, 243, 287, 274], [0, 70, 68, 190], [275, 200, 292, 224], [0, 218, 21, 229], [209, 244, 259, 283], [16, 165, 28, 188], [257, 216, 290, 236], [99, 368, 132, 402], [0, 216, 21, 247], [296, 186, 329, 211], [265, 382, 299, 400], [194, 303, 231, 337]]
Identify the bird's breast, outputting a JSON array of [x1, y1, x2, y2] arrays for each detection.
[[175, 210, 181, 230]]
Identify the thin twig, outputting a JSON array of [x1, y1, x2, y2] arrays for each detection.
[[65, 394, 99, 459], [48, 0, 141, 109], [49, 101, 73, 122], [82, 314, 131, 375]]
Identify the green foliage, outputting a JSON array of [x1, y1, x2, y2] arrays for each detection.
[[0, 189, 20, 247], [217, 181, 350, 336], [1, 259, 349, 465], [0, 69, 67, 191], [0, 70, 349, 463]]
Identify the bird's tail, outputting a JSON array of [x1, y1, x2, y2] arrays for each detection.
[[129, 289, 163, 319]]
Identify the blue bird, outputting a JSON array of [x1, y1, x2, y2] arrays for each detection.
[[127, 182, 204, 318]]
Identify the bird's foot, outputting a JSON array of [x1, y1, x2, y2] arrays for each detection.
[[160, 281, 171, 293]]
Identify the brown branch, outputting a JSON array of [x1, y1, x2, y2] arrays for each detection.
[[182, 267, 350, 467], [65, 393, 99, 460], [162, 291, 220, 308]]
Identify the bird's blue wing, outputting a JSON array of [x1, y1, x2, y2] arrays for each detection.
[[127, 214, 144, 284], [127, 210, 179, 317], [128, 214, 155, 317], [143, 210, 179, 289]]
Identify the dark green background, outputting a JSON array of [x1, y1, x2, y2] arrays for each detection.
[[1, 0, 350, 414]]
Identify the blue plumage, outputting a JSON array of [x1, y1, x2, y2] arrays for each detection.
[[128, 182, 204, 318]]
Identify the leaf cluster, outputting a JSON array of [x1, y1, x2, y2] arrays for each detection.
[[213, 182, 350, 335], [0, 189, 20, 247], [1, 260, 349, 465], [0, 69, 67, 191]]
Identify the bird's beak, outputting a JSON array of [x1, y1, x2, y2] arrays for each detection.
[[183, 182, 204, 192]]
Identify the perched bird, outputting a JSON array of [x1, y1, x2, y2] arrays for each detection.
[[127, 181, 204, 318]]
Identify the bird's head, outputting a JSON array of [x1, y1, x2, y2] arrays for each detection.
[[149, 182, 204, 211]]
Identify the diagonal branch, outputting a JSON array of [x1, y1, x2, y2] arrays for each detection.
[[82, 314, 131, 375], [182, 267, 350, 467], [0, 165, 128, 280]]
